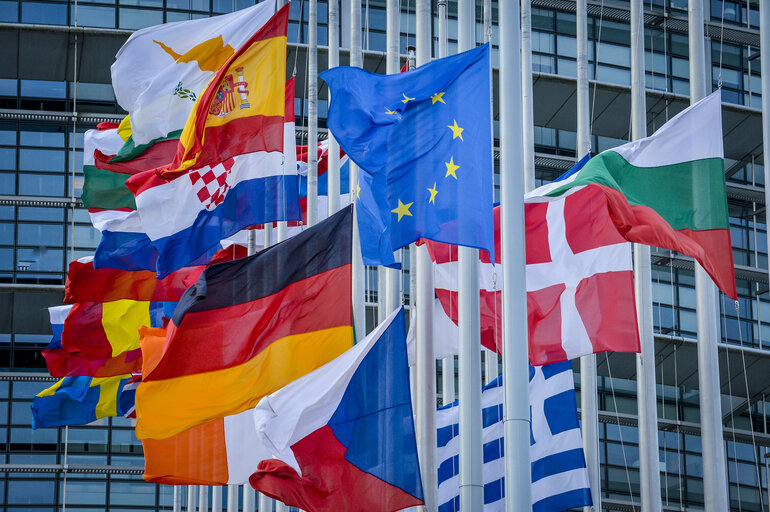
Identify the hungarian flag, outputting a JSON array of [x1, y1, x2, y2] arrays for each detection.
[[530, 90, 736, 299], [126, 6, 301, 277], [135, 205, 354, 440]]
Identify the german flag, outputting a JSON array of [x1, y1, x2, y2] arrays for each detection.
[[135, 205, 354, 440]]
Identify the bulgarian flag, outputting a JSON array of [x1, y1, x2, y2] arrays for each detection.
[[530, 90, 736, 300]]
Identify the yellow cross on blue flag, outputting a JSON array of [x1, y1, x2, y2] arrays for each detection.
[[321, 44, 494, 266]]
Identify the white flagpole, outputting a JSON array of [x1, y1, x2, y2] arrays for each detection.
[[576, 1, 601, 511], [211, 487, 222, 512], [436, 0, 454, 406], [521, 0, 535, 193], [327, 0, 341, 217], [383, 0, 401, 316], [414, 1, 436, 510], [630, 0, 662, 510], [226, 485, 237, 512], [257, 493, 270, 512], [242, 486, 254, 512], [173, 486, 182, 512], [689, 0, 729, 509], [481, 0, 498, 388], [307, 0, 319, 227], [456, 1, 483, 510], [499, 0, 531, 510], [349, 0, 365, 341], [187, 485, 197, 512], [198, 486, 208, 512]]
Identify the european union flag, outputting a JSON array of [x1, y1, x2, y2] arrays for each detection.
[[321, 44, 494, 266]]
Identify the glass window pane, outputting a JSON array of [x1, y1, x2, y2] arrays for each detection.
[[72, 5, 115, 27], [7, 479, 56, 504], [0, 1, 17, 22], [118, 7, 162, 29], [0, 173, 14, 194], [0, 148, 17, 170], [21, 2, 66, 25], [17, 247, 63, 272], [18, 173, 64, 196], [20, 80, 66, 99], [17, 224, 64, 246], [19, 149, 64, 172]]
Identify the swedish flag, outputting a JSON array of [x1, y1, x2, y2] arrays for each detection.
[[31, 375, 135, 429], [321, 43, 494, 266]]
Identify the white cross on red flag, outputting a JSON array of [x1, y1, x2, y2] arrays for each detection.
[[427, 184, 641, 366]]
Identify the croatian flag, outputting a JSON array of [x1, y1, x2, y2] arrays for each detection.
[[436, 362, 592, 512], [249, 307, 425, 512]]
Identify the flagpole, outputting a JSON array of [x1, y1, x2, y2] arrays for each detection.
[[689, 0, 729, 509], [307, 0, 319, 227], [173, 486, 181, 512], [187, 485, 197, 512], [521, 0, 535, 192], [576, 1, 601, 510], [436, 0, 454, 406], [414, 1, 436, 510], [226, 485, 237, 512], [211, 486, 221, 512], [349, 0, 365, 341], [498, 0, 531, 510], [327, 0, 341, 216], [481, 0, 498, 387], [456, 1, 483, 511], [384, 0, 401, 316], [198, 485, 208, 512], [242, 486, 254, 512], [630, 0, 662, 510]]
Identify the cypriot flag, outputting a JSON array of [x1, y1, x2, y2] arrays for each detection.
[[111, 1, 275, 145]]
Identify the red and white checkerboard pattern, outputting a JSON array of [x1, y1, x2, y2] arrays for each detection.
[[189, 158, 236, 210]]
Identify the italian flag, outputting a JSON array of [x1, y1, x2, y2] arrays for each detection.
[[530, 90, 737, 299]]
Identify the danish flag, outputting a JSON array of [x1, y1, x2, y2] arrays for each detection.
[[428, 184, 641, 365]]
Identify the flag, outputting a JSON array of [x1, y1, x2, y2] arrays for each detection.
[[436, 362, 592, 512], [530, 90, 736, 299], [135, 205, 355, 440], [31, 374, 136, 429], [321, 43, 495, 266], [110, 1, 276, 145], [249, 307, 424, 512], [82, 124, 164, 271], [297, 140, 351, 223], [428, 159, 641, 365], [126, 9, 300, 277], [42, 300, 174, 378]]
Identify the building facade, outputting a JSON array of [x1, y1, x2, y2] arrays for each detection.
[[0, 0, 766, 511]]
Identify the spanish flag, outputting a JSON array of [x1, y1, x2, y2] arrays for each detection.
[[157, 3, 288, 178], [135, 205, 354, 440]]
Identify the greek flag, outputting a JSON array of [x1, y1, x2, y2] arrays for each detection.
[[436, 361, 592, 512]]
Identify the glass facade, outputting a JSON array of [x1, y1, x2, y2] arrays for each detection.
[[0, 0, 767, 511]]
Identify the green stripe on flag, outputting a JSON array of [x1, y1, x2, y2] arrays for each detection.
[[82, 166, 136, 210], [111, 130, 182, 163], [548, 151, 728, 232]]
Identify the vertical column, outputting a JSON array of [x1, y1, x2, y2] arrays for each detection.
[[689, 1, 729, 510], [414, 3, 437, 510], [350, 0, 366, 341], [307, 0, 319, 227], [630, 1, 662, 510], [242, 486, 254, 512], [226, 485, 238, 512], [211, 487, 222, 512], [327, 0, 340, 216], [173, 486, 182, 512], [199, 486, 209, 512], [187, 485, 198, 512], [383, 0, 401, 317], [456, 1, 483, 511], [576, 1, 600, 510], [436, 0, 454, 406], [498, 0, 531, 510], [257, 493, 270, 512], [761, 0, 770, 256], [521, 0, 535, 192]]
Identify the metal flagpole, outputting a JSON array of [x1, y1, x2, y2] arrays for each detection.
[[258, 493, 270, 512], [350, 0, 366, 341], [436, 0, 454, 405], [630, 1, 662, 510], [211, 487, 222, 512], [242, 486, 254, 512], [187, 485, 197, 512], [481, 0, 498, 387], [307, 0, 319, 227], [226, 485, 237, 512], [689, 0, 729, 509], [199, 485, 208, 512], [456, 0, 483, 510], [576, 1, 600, 510], [499, 0, 531, 510], [174, 487, 182, 512], [414, 1, 436, 510], [383, 0, 401, 316], [521, 0, 535, 192], [327, 0, 341, 216]]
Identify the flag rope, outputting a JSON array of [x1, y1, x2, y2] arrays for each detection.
[[720, 293, 743, 512]]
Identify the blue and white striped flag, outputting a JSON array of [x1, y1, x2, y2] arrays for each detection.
[[436, 361, 592, 512]]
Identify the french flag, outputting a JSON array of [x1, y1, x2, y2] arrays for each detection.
[[249, 307, 425, 512]]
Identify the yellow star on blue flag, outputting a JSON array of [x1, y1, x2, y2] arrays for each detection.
[[321, 44, 494, 265]]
